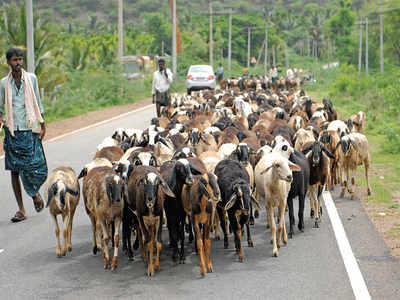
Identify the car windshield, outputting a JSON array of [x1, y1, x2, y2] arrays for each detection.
[[189, 66, 212, 73]]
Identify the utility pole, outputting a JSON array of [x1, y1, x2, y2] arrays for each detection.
[[247, 27, 251, 68], [264, 21, 268, 75], [228, 7, 232, 77], [172, 0, 177, 74], [358, 18, 363, 76], [26, 0, 34, 73], [379, 0, 384, 73], [209, 0, 213, 67], [365, 16, 368, 76], [118, 0, 123, 61], [245, 26, 263, 68]]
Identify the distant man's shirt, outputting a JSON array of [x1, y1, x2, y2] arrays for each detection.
[[152, 68, 173, 95], [286, 68, 294, 79], [0, 73, 44, 131], [270, 68, 278, 78], [216, 66, 224, 77]]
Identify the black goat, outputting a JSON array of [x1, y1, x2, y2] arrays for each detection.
[[287, 149, 310, 238], [214, 159, 260, 262]]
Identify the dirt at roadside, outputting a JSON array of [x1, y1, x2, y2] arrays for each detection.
[[0, 98, 152, 156]]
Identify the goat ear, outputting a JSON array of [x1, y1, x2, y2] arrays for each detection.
[[322, 146, 335, 159], [183, 136, 190, 145], [112, 132, 118, 139], [301, 144, 313, 155], [260, 164, 274, 175], [190, 163, 203, 176], [288, 161, 302, 172], [349, 138, 357, 149], [59, 189, 66, 209], [106, 180, 113, 206], [65, 187, 79, 197], [200, 133, 210, 145], [161, 179, 175, 198], [46, 182, 58, 208], [77, 168, 87, 179], [198, 181, 211, 200], [224, 194, 236, 211], [251, 195, 261, 210], [123, 131, 129, 140]]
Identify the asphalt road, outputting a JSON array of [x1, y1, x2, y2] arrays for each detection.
[[0, 104, 399, 300]]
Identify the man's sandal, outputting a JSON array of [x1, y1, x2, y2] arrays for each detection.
[[11, 211, 27, 223], [32, 194, 44, 213]]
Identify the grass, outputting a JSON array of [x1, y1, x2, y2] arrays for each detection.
[[387, 223, 400, 238], [42, 69, 186, 124]]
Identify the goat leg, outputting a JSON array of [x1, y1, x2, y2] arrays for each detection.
[[51, 214, 62, 257], [99, 219, 110, 269], [154, 217, 162, 272], [287, 197, 295, 239], [246, 222, 254, 247], [61, 214, 69, 256], [111, 218, 121, 271]]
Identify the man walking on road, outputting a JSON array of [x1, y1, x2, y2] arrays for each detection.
[[0, 48, 47, 222], [152, 58, 173, 117], [270, 65, 278, 88]]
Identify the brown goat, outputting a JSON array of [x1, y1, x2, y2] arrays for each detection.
[[82, 166, 126, 270], [128, 166, 174, 276], [182, 173, 220, 276], [44, 166, 80, 257], [94, 146, 124, 162]]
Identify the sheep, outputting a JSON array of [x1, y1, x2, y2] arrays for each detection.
[[214, 159, 261, 262], [319, 130, 344, 189], [198, 151, 223, 174], [77, 158, 113, 179], [286, 150, 310, 238], [254, 152, 301, 256], [44, 166, 80, 257], [327, 120, 350, 138], [350, 111, 366, 134], [97, 136, 119, 151], [185, 128, 218, 155], [218, 143, 237, 159], [294, 128, 315, 151], [161, 158, 203, 263], [301, 141, 335, 227], [181, 172, 220, 276], [128, 167, 174, 276], [82, 166, 126, 270], [94, 146, 124, 162], [340, 133, 371, 199]]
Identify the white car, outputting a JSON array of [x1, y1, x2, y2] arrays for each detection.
[[186, 65, 216, 94]]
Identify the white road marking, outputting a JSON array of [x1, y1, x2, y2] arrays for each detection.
[[0, 249, 4, 254], [0, 104, 155, 160], [323, 191, 371, 300]]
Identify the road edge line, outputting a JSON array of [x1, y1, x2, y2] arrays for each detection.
[[0, 104, 154, 160], [323, 191, 371, 300]]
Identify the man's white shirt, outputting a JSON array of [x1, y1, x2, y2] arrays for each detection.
[[270, 68, 278, 78], [286, 68, 294, 79], [152, 68, 173, 95]]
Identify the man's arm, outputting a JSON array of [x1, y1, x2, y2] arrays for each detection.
[[31, 75, 46, 139], [166, 69, 173, 84], [152, 72, 156, 103], [0, 80, 5, 127]]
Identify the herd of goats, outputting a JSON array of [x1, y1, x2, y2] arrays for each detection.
[[44, 75, 372, 277]]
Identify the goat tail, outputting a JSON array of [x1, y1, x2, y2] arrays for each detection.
[[46, 181, 79, 208], [46, 182, 58, 208]]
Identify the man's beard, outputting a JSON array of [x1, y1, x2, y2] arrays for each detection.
[[12, 65, 22, 73]]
